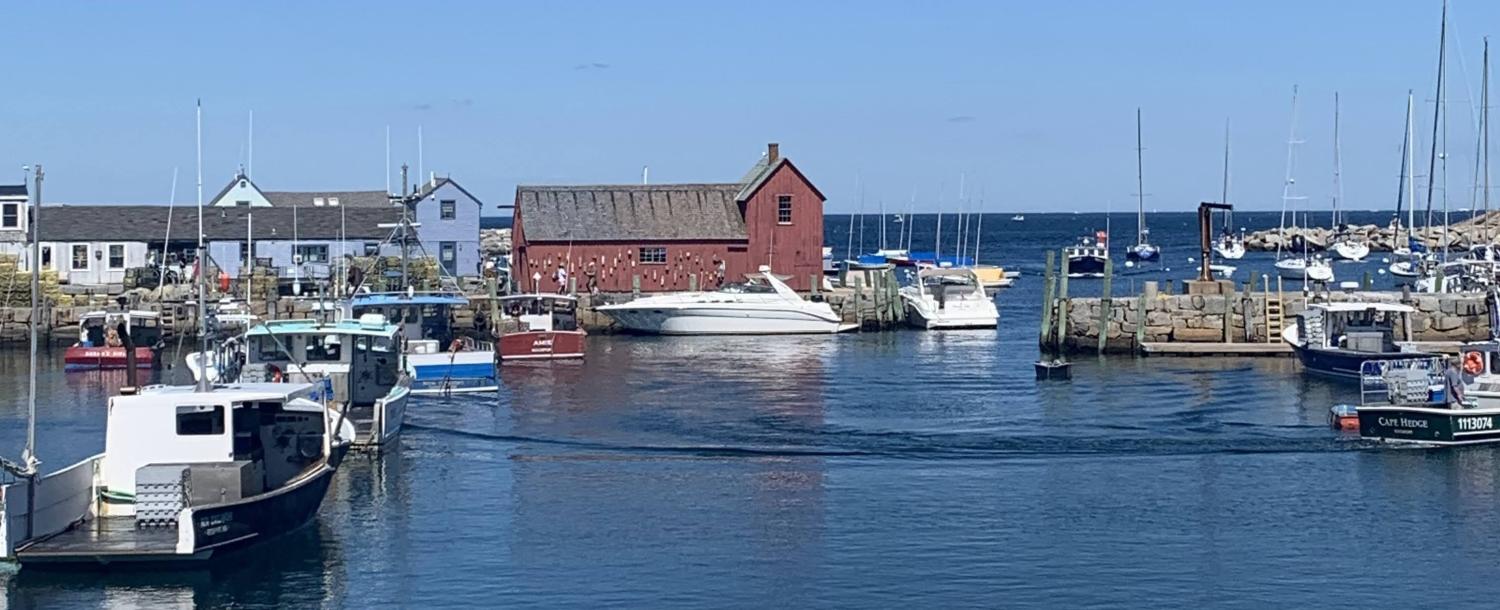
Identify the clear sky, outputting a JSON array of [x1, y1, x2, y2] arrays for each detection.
[[2, 1, 1497, 214]]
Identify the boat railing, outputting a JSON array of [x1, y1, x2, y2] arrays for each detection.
[[1359, 356, 1446, 407]]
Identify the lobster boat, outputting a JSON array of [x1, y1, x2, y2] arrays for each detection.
[[1352, 354, 1500, 446], [497, 294, 586, 361], [350, 292, 497, 394], [63, 310, 161, 370]]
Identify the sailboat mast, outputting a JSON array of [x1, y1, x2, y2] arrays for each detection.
[[1425, 1, 1446, 242], [973, 192, 984, 264], [1136, 108, 1147, 245], [1222, 118, 1231, 223], [845, 174, 857, 260], [1486, 37, 1493, 241], [1278, 85, 1303, 260], [879, 199, 887, 251], [1332, 92, 1343, 229], [196, 101, 209, 392], [1408, 91, 1418, 243]]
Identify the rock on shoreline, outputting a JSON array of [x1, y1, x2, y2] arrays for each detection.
[[1243, 211, 1500, 252]]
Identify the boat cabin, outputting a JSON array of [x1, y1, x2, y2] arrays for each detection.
[[99, 383, 332, 517], [500, 294, 579, 333], [242, 316, 403, 409], [350, 292, 468, 344], [1298, 302, 1414, 352], [913, 268, 987, 305], [77, 310, 161, 348]]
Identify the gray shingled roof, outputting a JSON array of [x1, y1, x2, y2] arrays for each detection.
[[515, 184, 747, 242], [36, 205, 400, 242], [263, 190, 394, 208], [0, 185, 27, 198]]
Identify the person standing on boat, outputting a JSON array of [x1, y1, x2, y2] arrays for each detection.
[[1445, 357, 1468, 408]]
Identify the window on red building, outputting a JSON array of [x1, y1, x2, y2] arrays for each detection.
[[777, 195, 793, 224], [640, 247, 667, 264]]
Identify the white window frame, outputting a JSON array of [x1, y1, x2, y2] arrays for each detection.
[[106, 243, 126, 270], [0, 203, 19, 229], [640, 247, 667, 264], [70, 244, 89, 270], [777, 195, 793, 225]]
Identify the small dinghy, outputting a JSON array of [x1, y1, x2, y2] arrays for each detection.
[[1034, 359, 1071, 381], [1329, 404, 1360, 430]]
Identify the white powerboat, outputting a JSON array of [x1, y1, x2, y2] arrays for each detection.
[[1198, 264, 1236, 279], [1275, 256, 1334, 282], [596, 266, 856, 335], [899, 267, 999, 330], [1215, 233, 1246, 260]]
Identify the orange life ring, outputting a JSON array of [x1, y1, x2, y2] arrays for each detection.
[[1463, 351, 1484, 376]]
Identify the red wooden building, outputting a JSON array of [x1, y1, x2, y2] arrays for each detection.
[[512, 143, 826, 293]]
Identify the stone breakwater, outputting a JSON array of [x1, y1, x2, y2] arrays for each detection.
[[1242, 211, 1500, 252], [1048, 289, 1491, 354]]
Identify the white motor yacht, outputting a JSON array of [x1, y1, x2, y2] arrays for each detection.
[[899, 267, 999, 330], [596, 266, 855, 335]]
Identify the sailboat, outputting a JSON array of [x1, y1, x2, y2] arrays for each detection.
[[1273, 87, 1334, 283], [1126, 109, 1160, 262], [1215, 120, 1246, 260], [1390, 91, 1425, 279], [1329, 93, 1371, 261], [1411, 2, 1459, 293]]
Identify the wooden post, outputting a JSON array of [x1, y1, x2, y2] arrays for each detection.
[[1135, 292, 1147, 352], [1097, 257, 1112, 354], [1057, 249, 1070, 353], [1040, 250, 1056, 347], [1222, 294, 1233, 342], [853, 276, 865, 330], [873, 272, 884, 325], [632, 274, 641, 299], [689, 274, 698, 292], [1164, 279, 1174, 295]]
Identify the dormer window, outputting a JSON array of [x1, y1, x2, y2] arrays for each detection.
[[328, 197, 340, 207], [313, 197, 325, 207], [239, 179, 247, 188]]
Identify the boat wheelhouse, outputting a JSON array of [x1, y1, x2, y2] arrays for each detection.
[[64, 310, 162, 370], [497, 294, 586, 361], [238, 316, 412, 447], [2, 382, 355, 567], [350, 292, 498, 394], [1282, 302, 1434, 381]]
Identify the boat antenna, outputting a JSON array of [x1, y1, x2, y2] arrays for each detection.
[[1332, 92, 1343, 229], [196, 99, 210, 392], [23, 164, 42, 475]]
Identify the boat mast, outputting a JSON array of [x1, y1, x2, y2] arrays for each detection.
[[23, 165, 41, 475], [1332, 92, 1343, 229], [1396, 93, 1412, 249], [1222, 118, 1231, 227], [1424, 1, 1446, 259], [1486, 37, 1493, 242], [196, 100, 209, 392], [905, 188, 917, 252], [1407, 91, 1418, 247], [1278, 85, 1304, 261], [1136, 107, 1147, 246], [844, 173, 857, 260], [973, 191, 984, 264], [956, 172, 967, 261]]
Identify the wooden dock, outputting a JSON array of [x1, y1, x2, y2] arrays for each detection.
[[1139, 342, 1292, 357]]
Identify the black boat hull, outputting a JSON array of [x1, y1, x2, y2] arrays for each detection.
[[1358, 406, 1500, 445], [1066, 256, 1107, 278], [1291, 343, 1437, 382]]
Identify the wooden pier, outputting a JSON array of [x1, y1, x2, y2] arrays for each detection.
[[1139, 342, 1292, 357]]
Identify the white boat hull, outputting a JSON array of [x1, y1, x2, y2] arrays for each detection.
[[904, 305, 998, 330], [1275, 259, 1334, 282], [1215, 241, 1246, 260], [600, 305, 849, 335], [1331, 240, 1370, 261]]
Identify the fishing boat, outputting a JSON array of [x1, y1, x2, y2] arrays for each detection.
[[1064, 231, 1109, 278], [5, 382, 356, 567], [1351, 354, 1500, 446], [1011, 214, 1025, 222], [1282, 302, 1435, 381], [899, 267, 998, 330], [349, 292, 498, 395], [1126, 109, 1160, 263], [596, 266, 854, 335], [63, 310, 161, 370], [496, 294, 586, 361]]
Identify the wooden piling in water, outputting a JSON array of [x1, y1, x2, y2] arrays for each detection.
[[1057, 249, 1071, 351], [1040, 251, 1056, 346], [1097, 257, 1112, 354]]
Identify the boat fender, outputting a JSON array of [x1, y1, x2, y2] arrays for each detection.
[[1464, 351, 1484, 376]]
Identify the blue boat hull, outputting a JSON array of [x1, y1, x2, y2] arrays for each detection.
[[1291, 344, 1438, 382]]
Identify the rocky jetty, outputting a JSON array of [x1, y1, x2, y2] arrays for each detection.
[[1243, 211, 1500, 252]]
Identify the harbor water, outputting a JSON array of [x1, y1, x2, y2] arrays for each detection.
[[6, 212, 1500, 607]]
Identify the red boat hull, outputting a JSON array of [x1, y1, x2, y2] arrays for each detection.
[[63, 346, 155, 370], [498, 330, 586, 361]]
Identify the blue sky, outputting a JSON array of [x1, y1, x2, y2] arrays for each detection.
[[2, 1, 1496, 214]]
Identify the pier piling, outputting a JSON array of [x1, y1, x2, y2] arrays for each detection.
[[1040, 251, 1056, 347], [1097, 257, 1112, 354], [1057, 249, 1071, 352]]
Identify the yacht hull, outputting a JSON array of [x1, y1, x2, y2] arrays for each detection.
[[600, 306, 846, 335]]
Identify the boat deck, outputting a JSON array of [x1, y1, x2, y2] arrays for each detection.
[[1140, 342, 1293, 357], [17, 517, 180, 563]]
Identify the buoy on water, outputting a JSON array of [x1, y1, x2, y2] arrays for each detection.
[[1329, 404, 1359, 431]]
